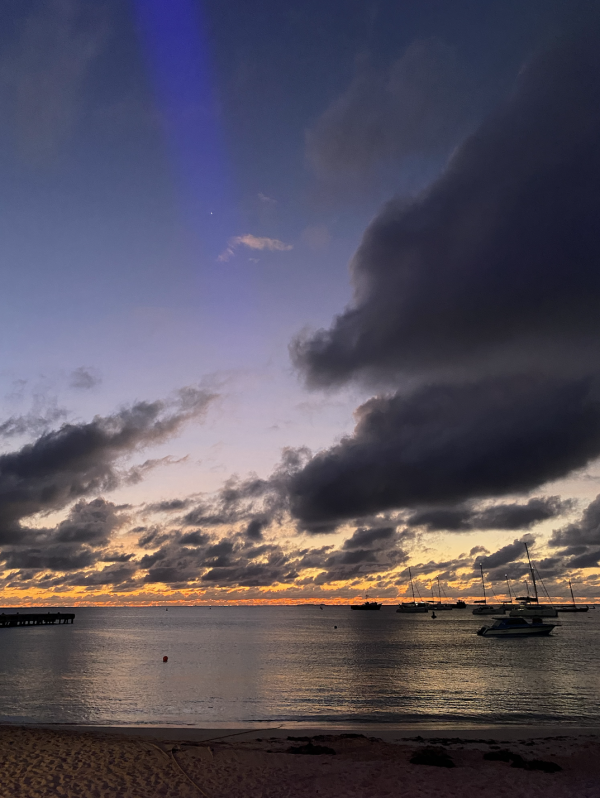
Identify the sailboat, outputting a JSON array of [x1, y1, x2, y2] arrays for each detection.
[[557, 580, 589, 613], [509, 544, 558, 617], [397, 568, 429, 613], [472, 563, 506, 615], [431, 576, 453, 610]]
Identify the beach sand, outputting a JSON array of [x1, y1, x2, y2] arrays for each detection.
[[1, 725, 599, 798]]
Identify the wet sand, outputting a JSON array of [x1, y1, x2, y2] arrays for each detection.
[[1, 724, 599, 797]]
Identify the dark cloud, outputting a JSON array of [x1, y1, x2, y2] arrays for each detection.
[[287, 29, 600, 525], [480, 537, 531, 570], [407, 497, 570, 532], [146, 498, 193, 513], [70, 367, 101, 390], [179, 530, 209, 546], [549, 493, 600, 568], [0, 386, 215, 531], [53, 497, 122, 545], [0, 498, 124, 572], [65, 563, 138, 588], [303, 525, 408, 584], [287, 377, 600, 526], [245, 518, 265, 541], [306, 39, 474, 197], [343, 526, 395, 549], [294, 31, 600, 388]]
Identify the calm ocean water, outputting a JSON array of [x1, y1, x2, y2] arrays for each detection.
[[1, 606, 599, 728]]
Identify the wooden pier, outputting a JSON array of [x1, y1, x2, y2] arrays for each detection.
[[0, 612, 75, 628]]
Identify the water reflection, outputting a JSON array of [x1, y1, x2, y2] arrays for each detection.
[[0, 606, 599, 726]]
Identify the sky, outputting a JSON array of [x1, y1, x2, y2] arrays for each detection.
[[2, 0, 600, 606]]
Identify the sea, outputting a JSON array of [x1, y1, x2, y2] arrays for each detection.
[[1, 605, 599, 729]]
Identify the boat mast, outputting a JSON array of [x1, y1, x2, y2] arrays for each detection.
[[524, 542, 539, 604], [409, 567, 416, 604], [480, 563, 487, 605], [437, 576, 442, 604], [505, 574, 513, 603], [569, 579, 576, 607]]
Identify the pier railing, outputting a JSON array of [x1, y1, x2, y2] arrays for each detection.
[[0, 612, 75, 628]]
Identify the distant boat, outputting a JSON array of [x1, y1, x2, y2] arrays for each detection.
[[476, 616, 556, 637], [397, 568, 429, 613], [557, 580, 589, 613], [472, 564, 506, 615], [351, 595, 382, 611]]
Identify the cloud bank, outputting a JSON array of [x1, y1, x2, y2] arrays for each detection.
[[288, 28, 600, 527]]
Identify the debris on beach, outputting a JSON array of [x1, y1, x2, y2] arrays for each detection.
[[483, 749, 562, 772]]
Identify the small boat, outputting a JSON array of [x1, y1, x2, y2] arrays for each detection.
[[351, 595, 382, 611], [477, 616, 556, 637], [557, 580, 589, 613], [397, 568, 429, 613]]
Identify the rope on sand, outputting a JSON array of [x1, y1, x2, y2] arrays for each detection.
[[191, 725, 284, 745], [144, 741, 211, 798], [171, 749, 212, 798], [142, 725, 283, 797]]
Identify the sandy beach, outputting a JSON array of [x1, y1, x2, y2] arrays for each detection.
[[1, 726, 599, 798]]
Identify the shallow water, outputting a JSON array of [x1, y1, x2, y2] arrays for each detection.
[[0, 606, 598, 727]]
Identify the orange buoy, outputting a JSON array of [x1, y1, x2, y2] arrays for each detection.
[[163, 656, 168, 662]]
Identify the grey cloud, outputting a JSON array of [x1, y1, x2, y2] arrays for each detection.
[[343, 526, 395, 549], [65, 563, 138, 588], [407, 497, 570, 532], [287, 29, 600, 525], [306, 39, 474, 196], [70, 367, 101, 390], [146, 498, 193, 513], [287, 376, 600, 526], [245, 518, 266, 541], [480, 537, 532, 570], [294, 32, 600, 388], [0, 403, 68, 440], [548, 493, 600, 568], [567, 550, 600, 568], [0, 498, 124, 573], [53, 497, 122, 545], [179, 530, 209, 546], [1, 544, 97, 572], [0, 386, 216, 530]]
